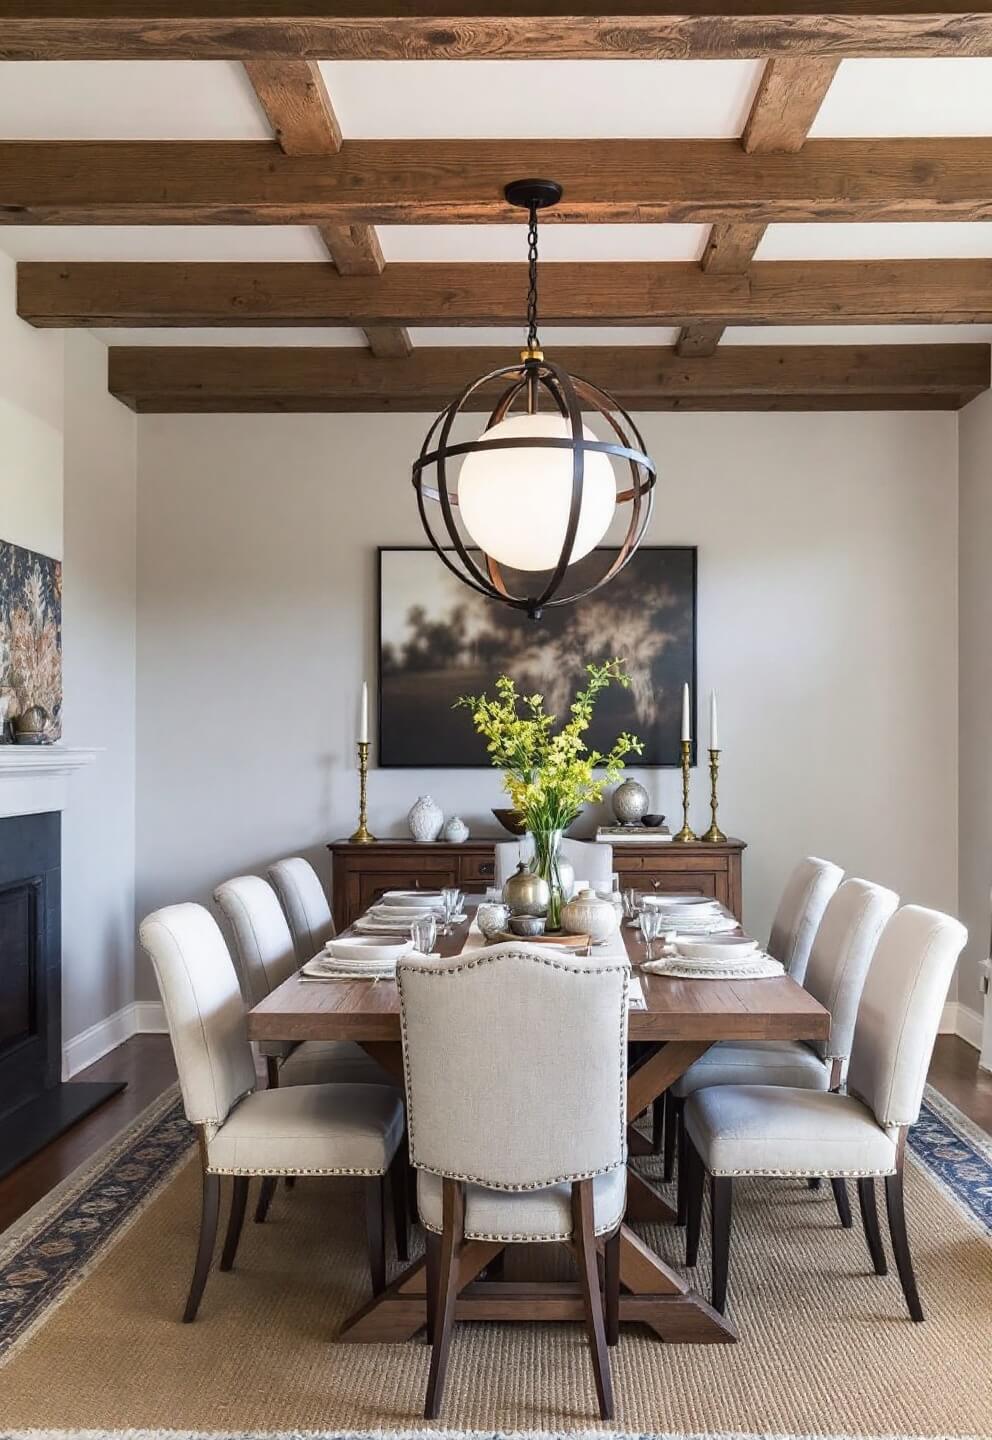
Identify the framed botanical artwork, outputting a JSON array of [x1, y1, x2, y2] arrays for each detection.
[[377, 546, 697, 768], [0, 539, 63, 741]]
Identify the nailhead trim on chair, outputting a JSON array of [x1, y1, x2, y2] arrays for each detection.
[[397, 948, 629, 1191], [206, 1163, 387, 1177], [709, 1164, 898, 1178], [418, 1205, 627, 1243]]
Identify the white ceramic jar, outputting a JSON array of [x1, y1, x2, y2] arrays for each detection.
[[561, 887, 620, 944], [443, 815, 469, 843], [408, 794, 443, 843]]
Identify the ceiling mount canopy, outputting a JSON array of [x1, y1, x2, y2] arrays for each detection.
[[411, 178, 657, 620]]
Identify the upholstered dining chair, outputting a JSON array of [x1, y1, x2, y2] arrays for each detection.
[[213, 874, 397, 1223], [397, 942, 629, 1420], [268, 855, 335, 962], [494, 837, 614, 892], [139, 902, 407, 1321], [665, 877, 898, 1225], [768, 855, 845, 982], [683, 904, 967, 1320]]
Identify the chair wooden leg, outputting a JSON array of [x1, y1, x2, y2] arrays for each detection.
[[390, 1142, 410, 1264], [662, 1090, 678, 1180], [425, 1230, 440, 1345], [603, 1225, 620, 1347], [885, 1161, 924, 1321], [183, 1167, 220, 1322], [675, 1096, 688, 1224], [857, 1177, 887, 1276], [572, 1178, 614, 1421], [219, 1175, 248, 1271], [425, 1178, 464, 1420], [831, 1177, 853, 1229], [254, 1175, 277, 1224], [652, 1095, 665, 1157], [365, 1175, 387, 1297], [710, 1175, 733, 1316], [685, 1138, 706, 1267]]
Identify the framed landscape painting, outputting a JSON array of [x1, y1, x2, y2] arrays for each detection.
[[377, 546, 697, 768]]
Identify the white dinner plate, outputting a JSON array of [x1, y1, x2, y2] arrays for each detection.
[[379, 890, 445, 907], [642, 894, 719, 912], [675, 935, 758, 962], [325, 936, 413, 965]]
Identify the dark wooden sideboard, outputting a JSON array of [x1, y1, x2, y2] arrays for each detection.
[[328, 837, 745, 930]]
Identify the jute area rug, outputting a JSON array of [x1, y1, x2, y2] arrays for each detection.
[[0, 1084, 989, 1440]]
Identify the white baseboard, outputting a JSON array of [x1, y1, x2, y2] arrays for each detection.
[[939, 1000, 984, 1050], [62, 999, 168, 1078]]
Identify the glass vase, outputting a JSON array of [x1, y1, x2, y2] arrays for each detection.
[[530, 826, 566, 931]]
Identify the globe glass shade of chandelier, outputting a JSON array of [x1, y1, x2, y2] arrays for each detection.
[[457, 413, 617, 571]]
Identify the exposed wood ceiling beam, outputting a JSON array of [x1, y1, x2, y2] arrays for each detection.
[[241, 59, 410, 355], [20, 259, 992, 328], [4, 138, 992, 226], [4, 7, 992, 61], [106, 343, 990, 414], [677, 56, 838, 358]]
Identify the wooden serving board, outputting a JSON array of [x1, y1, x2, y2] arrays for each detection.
[[489, 929, 592, 949]]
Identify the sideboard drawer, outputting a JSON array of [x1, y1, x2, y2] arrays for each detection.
[[458, 852, 496, 884]]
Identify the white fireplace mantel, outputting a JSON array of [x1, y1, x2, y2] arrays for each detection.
[[0, 746, 100, 819]]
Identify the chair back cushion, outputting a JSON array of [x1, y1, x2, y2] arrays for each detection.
[[397, 942, 629, 1189], [268, 856, 335, 962], [494, 837, 614, 891], [139, 903, 256, 1130], [768, 856, 844, 982], [213, 874, 298, 1007], [847, 905, 967, 1129], [803, 877, 899, 1062]]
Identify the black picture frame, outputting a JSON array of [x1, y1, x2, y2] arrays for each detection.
[[377, 545, 697, 769]]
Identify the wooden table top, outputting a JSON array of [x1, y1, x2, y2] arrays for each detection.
[[248, 912, 830, 1047]]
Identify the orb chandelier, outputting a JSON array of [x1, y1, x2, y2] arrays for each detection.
[[412, 179, 657, 619]]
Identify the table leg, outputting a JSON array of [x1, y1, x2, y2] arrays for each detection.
[[339, 1239, 505, 1343]]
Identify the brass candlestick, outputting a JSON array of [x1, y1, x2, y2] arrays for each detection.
[[349, 740, 377, 844], [674, 739, 697, 842], [703, 748, 727, 844]]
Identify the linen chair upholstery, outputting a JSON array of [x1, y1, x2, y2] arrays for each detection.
[[268, 856, 336, 962], [494, 837, 614, 892], [139, 902, 407, 1320], [397, 941, 629, 1420], [767, 855, 844, 982], [683, 905, 967, 1320], [214, 873, 392, 1086]]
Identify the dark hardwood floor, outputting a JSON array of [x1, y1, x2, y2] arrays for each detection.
[[0, 1032, 987, 1238]]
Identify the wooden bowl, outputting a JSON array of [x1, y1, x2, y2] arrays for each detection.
[[492, 807, 528, 836]]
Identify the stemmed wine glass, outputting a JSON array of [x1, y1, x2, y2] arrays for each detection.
[[440, 887, 463, 935], [638, 907, 664, 962]]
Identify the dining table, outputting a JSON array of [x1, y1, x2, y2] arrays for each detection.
[[247, 898, 830, 1346]]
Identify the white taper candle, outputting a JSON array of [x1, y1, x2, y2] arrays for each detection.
[[359, 681, 369, 744], [709, 689, 719, 751], [681, 682, 691, 743]]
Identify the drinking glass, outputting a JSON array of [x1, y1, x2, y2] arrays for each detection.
[[411, 915, 437, 956], [638, 908, 663, 961], [440, 887, 463, 935], [622, 888, 641, 924]]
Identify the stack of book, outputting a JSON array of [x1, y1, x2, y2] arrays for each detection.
[[595, 824, 672, 843]]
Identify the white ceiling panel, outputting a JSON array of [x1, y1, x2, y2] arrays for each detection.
[[89, 327, 369, 347], [0, 61, 269, 139], [0, 227, 330, 263], [319, 60, 762, 138], [723, 325, 992, 345], [407, 327, 681, 347], [812, 59, 992, 136], [756, 223, 992, 261], [379, 224, 707, 263]]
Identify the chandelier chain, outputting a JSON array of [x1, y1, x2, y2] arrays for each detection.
[[526, 202, 540, 350]]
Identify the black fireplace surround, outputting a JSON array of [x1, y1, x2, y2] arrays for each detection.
[[0, 811, 123, 1179]]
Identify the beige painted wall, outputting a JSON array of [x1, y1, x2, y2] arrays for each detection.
[[958, 387, 992, 1024], [135, 409, 960, 1001]]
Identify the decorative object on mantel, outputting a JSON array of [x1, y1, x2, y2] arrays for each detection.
[[14, 703, 53, 745], [411, 179, 656, 620], [348, 682, 377, 845], [442, 815, 469, 843], [407, 793, 443, 843], [0, 539, 62, 742], [674, 681, 698, 843], [378, 546, 695, 768], [612, 776, 649, 825], [491, 806, 527, 835], [561, 887, 619, 944], [459, 659, 641, 930]]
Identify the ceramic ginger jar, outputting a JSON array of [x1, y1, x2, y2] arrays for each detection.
[[408, 794, 443, 843], [442, 815, 469, 843], [561, 887, 620, 944]]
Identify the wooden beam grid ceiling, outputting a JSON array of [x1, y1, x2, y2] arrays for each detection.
[[2, 13, 992, 410]]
